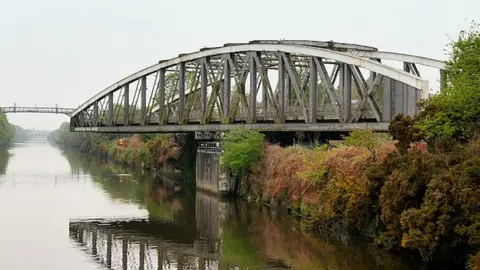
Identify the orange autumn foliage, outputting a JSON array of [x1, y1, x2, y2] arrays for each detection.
[[250, 142, 397, 230]]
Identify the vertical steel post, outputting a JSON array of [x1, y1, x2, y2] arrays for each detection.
[[278, 54, 285, 123], [124, 84, 129, 125], [309, 57, 317, 123], [179, 62, 186, 124], [223, 56, 231, 122], [108, 92, 113, 126], [285, 76, 292, 107], [201, 58, 208, 122], [249, 53, 257, 123], [158, 68, 166, 124], [343, 64, 352, 122], [140, 76, 147, 125], [382, 77, 393, 121], [93, 101, 98, 126]]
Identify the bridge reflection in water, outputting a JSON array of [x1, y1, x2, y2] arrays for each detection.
[[69, 193, 415, 270], [68, 196, 225, 270], [68, 192, 233, 270], [64, 150, 416, 270], [69, 218, 208, 270]]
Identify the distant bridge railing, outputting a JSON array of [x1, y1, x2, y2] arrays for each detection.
[[0, 106, 74, 116]]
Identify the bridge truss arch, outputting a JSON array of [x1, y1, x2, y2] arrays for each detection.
[[70, 40, 445, 133]]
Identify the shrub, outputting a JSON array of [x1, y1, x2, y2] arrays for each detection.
[[221, 129, 265, 178], [344, 129, 386, 160]]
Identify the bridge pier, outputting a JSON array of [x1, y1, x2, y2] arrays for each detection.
[[195, 132, 235, 196]]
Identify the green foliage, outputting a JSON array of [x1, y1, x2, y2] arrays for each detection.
[[416, 22, 480, 142], [0, 110, 14, 146], [221, 129, 265, 177], [344, 129, 386, 159]]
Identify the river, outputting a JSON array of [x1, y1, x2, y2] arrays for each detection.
[[0, 139, 419, 270]]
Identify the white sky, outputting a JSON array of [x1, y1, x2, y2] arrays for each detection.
[[0, 0, 477, 130]]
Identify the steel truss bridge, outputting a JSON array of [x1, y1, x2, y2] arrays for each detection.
[[69, 40, 446, 133], [0, 105, 74, 116]]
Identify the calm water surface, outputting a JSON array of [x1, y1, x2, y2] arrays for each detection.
[[0, 139, 417, 270]]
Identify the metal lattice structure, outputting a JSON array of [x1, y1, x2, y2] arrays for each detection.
[[1, 106, 74, 116], [70, 40, 446, 133]]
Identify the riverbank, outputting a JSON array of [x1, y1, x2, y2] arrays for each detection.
[[48, 122, 195, 177], [233, 129, 478, 269]]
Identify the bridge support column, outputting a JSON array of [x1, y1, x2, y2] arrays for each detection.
[[196, 141, 235, 196]]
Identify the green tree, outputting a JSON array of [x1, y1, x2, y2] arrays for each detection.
[[221, 129, 265, 193], [416, 22, 480, 142], [0, 110, 14, 146], [344, 129, 385, 160]]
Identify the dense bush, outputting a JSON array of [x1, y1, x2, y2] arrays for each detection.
[[221, 128, 265, 178]]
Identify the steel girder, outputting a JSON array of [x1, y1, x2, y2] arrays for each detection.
[[70, 40, 445, 133], [1, 106, 74, 116]]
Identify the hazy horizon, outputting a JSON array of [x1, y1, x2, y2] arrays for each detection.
[[1, 0, 477, 130]]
